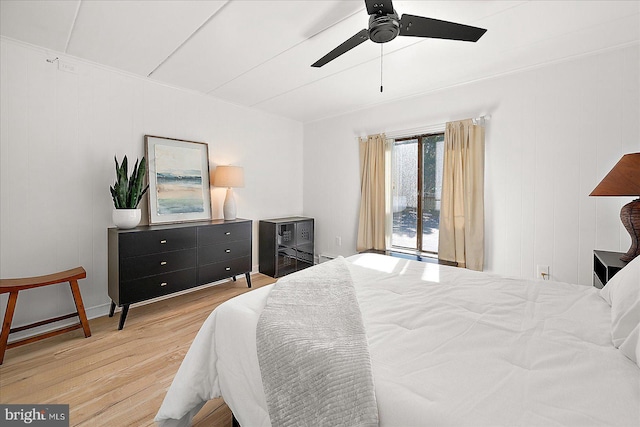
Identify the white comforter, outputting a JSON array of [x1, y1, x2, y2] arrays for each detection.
[[156, 253, 640, 427]]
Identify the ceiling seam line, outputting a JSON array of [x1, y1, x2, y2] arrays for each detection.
[[301, 40, 639, 124], [205, 36, 317, 94], [205, 7, 365, 94], [501, 11, 640, 54], [147, 0, 233, 78], [64, 0, 83, 53], [248, 37, 429, 108]]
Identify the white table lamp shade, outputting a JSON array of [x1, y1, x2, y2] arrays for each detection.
[[213, 166, 244, 188], [213, 166, 244, 220]]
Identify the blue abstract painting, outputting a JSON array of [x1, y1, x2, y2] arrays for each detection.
[[154, 144, 205, 215]]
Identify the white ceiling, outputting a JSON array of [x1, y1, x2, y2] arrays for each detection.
[[1, 0, 639, 123]]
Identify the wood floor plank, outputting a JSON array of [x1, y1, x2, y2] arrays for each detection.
[[0, 274, 275, 426], [193, 399, 233, 427]]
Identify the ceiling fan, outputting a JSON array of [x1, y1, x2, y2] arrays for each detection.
[[311, 0, 487, 68]]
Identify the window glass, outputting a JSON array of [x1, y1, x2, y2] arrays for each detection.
[[421, 134, 444, 253], [390, 133, 444, 254], [391, 139, 418, 249]]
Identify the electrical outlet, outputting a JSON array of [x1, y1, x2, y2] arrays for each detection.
[[58, 61, 77, 73], [537, 265, 550, 280], [335, 236, 342, 247]]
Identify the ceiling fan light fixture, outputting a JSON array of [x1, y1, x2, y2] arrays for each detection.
[[368, 13, 400, 43]]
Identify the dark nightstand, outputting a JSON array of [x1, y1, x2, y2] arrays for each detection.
[[593, 250, 629, 289]]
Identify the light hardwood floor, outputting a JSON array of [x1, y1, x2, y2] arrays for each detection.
[[0, 274, 276, 426]]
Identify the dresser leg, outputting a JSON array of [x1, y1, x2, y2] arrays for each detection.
[[109, 301, 116, 317], [118, 305, 130, 330], [245, 272, 252, 288], [232, 276, 237, 282]]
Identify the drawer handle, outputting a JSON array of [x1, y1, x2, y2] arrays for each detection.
[[225, 232, 231, 236], [225, 267, 231, 271], [160, 261, 167, 265], [225, 249, 231, 253], [160, 240, 167, 244], [160, 282, 168, 287]]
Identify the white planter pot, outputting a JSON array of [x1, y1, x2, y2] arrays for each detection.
[[112, 209, 141, 229]]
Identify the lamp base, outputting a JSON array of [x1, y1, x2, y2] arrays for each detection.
[[223, 188, 237, 221], [620, 198, 640, 262]]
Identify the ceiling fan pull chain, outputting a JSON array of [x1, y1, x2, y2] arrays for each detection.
[[380, 44, 384, 93]]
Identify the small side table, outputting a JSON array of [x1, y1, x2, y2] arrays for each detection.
[[593, 250, 629, 289]]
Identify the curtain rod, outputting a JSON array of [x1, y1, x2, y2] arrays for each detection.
[[471, 114, 491, 125], [359, 114, 491, 140]]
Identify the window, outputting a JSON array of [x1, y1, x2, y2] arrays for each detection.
[[390, 133, 444, 254]]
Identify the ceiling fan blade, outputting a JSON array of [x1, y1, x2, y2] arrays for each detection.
[[311, 29, 370, 68], [399, 14, 487, 42], [365, 0, 394, 16]]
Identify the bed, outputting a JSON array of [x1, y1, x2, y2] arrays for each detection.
[[156, 253, 640, 427]]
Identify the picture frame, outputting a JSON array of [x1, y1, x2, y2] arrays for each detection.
[[145, 135, 212, 224]]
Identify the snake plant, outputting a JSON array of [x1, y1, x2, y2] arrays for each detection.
[[110, 155, 149, 209]]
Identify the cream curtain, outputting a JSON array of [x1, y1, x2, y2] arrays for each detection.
[[357, 133, 386, 252], [438, 119, 485, 270]]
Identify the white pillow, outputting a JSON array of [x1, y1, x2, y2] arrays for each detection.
[[599, 255, 640, 366]]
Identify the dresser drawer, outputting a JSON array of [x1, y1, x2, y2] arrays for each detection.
[[120, 268, 197, 304], [119, 228, 196, 257], [198, 222, 251, 245], [198, 256, 252, 284], [120, 248, 197, 281], [198, 239, 251, 265]]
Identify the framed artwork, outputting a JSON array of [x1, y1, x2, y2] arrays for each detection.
[[145, 135, 212, 224]]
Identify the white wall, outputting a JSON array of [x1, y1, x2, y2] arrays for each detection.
[[304, 44, 640, 286], [0, 38, 303, 332]]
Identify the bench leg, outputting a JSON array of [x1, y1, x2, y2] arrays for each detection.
[[69, 280, 91, 338], [0, 291, 19, 365]]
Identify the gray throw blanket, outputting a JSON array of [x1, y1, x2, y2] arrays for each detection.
[[256, 257, 379, 427]]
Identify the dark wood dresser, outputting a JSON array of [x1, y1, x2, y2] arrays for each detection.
[[108, 219, 252, 329]]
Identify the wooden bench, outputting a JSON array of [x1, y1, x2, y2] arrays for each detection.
[[0, 267, 92, 364]]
